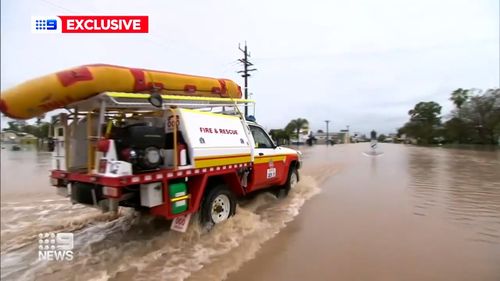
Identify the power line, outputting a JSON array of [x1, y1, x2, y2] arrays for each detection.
[[237, 42, 257, 118]]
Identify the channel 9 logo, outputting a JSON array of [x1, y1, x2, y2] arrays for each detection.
[[32, 17, 61, 33], [31, 15, 149, 33], [38, 232, 74, 261], [35, 19, 57, 30]]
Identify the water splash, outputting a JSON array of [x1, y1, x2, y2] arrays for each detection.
[[1, 176, 320, 281]]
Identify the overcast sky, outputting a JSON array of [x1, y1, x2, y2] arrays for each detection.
[[1, 0, 499, 134]]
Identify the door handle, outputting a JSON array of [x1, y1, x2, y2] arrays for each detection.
[[259, 153, 264, 156]]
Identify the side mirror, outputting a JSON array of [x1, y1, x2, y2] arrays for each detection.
[[148, 92, 163, 108], [271, 139, 279, 148]]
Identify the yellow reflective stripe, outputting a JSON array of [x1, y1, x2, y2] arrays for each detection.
[[254, 155, 287, 164], [106, 92, 255, 103], [195, 153, 250, 160], [171, 195, 190, 202], [194, 155, 252, 168]]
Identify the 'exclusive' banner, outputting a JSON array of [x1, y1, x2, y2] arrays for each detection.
[[32, 16, 149, 33]]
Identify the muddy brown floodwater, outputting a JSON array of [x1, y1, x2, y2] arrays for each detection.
[[1, 143, 500, 281]]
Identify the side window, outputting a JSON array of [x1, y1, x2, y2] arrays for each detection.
[[249, 126, 274, 148]]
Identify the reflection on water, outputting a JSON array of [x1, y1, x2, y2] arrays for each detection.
[[1, 145, 55, 201], [408, 147, 500, 244]]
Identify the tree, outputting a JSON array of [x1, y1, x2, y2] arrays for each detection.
[[450, 88, 470, 110], [377, 134, 386, 142], [4, 121, 27, 132], [285, 118, 309, 144], [269, 129, 291, 145], [38, 122, 50, 139], [445, 88, 472, 143], [400, 101, 442, 144], [459, 89, 500, 144], [2, 120, 50, 139], [401, 88, 499, 145], [408, 101, 442, 124], [443, 117, 475, 144]]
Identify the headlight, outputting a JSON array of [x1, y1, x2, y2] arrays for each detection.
[[297, 151, 303, 160]]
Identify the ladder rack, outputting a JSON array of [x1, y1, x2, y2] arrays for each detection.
[[69, 92, 254, 114]]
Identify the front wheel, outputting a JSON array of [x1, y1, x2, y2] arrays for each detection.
[[274, 167, 299, 198], [200, 184, 236, 227]]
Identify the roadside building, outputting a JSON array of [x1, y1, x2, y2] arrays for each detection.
[[0, 131, 38, 144], [290, 128, 311, 145], [350, 132, 367, 143], [313, 131, 350, 144], [1, 131, 18, 143]]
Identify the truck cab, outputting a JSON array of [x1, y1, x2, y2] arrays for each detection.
[[50, 92, 301, 231]]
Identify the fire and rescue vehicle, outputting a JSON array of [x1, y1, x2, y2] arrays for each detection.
[[0, 65, 302, 231]]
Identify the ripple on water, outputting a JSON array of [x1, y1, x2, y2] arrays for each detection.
[[407, 148, 500, 245]]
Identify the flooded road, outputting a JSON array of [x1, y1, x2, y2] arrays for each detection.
[[1, 144, 499, 280]]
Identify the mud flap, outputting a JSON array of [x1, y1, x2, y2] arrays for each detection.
[[240, 170, 249, 188], [170, 213, 192, 233]]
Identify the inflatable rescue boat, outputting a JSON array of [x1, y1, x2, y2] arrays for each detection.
[[0, 64, 242, 119]]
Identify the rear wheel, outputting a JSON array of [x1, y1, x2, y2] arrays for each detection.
[[200, 184, 236, 227], [274, 167, 299, 198]]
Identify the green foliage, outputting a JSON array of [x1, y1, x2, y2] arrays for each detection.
[[443, 117, 475, 143], [4, 121, 26, 132], [450, 88, 470, 109], [269, 129, 290, 145], [285, 118, 309, 139], [3, 120, 50, 139], [269, 118, 309, 145], [377, 134, 386, 142], [408, 101, 442, 124], [400, 101, 442, 144], [455, 89, 500, 144], [400, 88, 500, 145]]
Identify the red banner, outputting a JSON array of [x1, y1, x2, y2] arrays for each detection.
[[58, 16, 148, 33]]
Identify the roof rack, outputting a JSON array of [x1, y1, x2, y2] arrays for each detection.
[[70, 92, 254, 112]]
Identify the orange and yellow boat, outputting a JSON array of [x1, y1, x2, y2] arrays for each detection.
[[0, 64, 242, 119]]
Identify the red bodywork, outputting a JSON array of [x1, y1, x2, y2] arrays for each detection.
[[50, 154, 299, 220]]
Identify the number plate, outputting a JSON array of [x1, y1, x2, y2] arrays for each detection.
[[170, 213, 191, 233], [266, 167, 276, 179]]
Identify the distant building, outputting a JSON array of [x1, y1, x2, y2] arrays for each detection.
[[1, 131, 18, 143], [398, 134, 417, 144], [313, 131, 350, 144], [290, 128, 311, 145], [384, 133, 398, 143], [0, 130, 38, 144], [350, 132, 367, 143]]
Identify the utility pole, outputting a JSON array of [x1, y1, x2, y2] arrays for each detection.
[[346, 125, 350, 144], [237, 42, 257, 118], [325, 120, 330, 145]]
